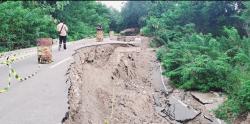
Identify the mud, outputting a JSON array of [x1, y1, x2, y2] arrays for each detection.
[[63, 37, 238, 124], [63, 37, 169, 124]]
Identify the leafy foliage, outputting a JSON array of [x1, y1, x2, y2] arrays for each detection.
[[215, 80, 250, 121], [53, 1, 110, 41], [0, 1, 112, 51], [161, 30, 237, 92], [141, 1, 250, 122], [120, 1, 152, 29], [0, 1, 56, 51], [108, 8, 123, 32], [142, 1, 248, 37]]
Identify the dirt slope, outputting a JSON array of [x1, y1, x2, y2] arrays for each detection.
[[63, 37, 170, 124]]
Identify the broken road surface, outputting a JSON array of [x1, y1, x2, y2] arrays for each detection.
[[0, 38, 139, 124], [63, 37, 170, 124], [0, 37, 227, 124], [62, 37, 214, 124]]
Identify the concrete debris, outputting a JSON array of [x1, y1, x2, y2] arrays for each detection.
[[214, 118, 226, 124], [153, 94, 161, 106], [203, 114, 226, 124], [204, 98, 225, 111], [155, 106, 167, 117], [191, 92, 217, 104], [240, 113, 250, 124], [163, 96, 200, 122], [203, 114, 214, 122], [191, 91, 226, 111]]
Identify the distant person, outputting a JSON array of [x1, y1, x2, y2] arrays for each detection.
[[57, 20, 68, 51]]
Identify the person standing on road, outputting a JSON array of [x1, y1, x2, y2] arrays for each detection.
[[57, 20, 68, 51]]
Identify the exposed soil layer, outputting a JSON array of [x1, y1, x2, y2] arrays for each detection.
[[63, 37, 248, 124], [63, 37, 170, 124]]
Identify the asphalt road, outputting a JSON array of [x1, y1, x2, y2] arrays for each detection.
[[0, 39, 82, 124], [0, 38, 141, 124]]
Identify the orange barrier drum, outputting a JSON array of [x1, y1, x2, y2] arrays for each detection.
[[96, 30, 104, 42], [37, 38, 53, 64]]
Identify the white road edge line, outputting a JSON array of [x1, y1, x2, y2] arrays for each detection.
[[159, 63, 168, 92], [171, 96, 188, 108], [49, 57, 73, 69], [159, 63, 189, 108], [217, 118, 222, 124]]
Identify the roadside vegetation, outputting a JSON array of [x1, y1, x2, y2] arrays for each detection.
[[107, 0, 250, 122], [137, 1, 250, 122], [0, 1, 111, 52]]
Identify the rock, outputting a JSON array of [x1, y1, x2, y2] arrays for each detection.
[[203, 114, 214, 122], [153, 94, 161, 106], [155, 106, 167, 117], [191, 92, 216, 104], [191, 91, 226, 111], [213, 118, 226, 124], [135, 37, 141, 42], [120, 28, 139, 36], [147, 48, 156, 52], [164, 96, 200, 122], [241, 113, 250, 124], [203, 114, 226, 124], [204, 98, 225, 111]]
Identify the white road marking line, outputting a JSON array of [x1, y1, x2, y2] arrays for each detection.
[[159, 63, 191, 109], [217, 119, 222, 124], [171, 96, 188, 108], [159, 63, 168, 92], [49, 57, 73, 69]]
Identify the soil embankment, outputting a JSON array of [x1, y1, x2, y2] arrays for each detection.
[[63, 37, 169, 124], [62, 37, 233, 124]]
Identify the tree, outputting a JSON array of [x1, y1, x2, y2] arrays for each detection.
[[0, 1, 56, 51], [0, 1, 113, 51], [140, 1, 250, 122], [239, 1, 250, 36], [108, 8, 122, 32], [53, 1, 111, 40], [120, 1, 152, 29]]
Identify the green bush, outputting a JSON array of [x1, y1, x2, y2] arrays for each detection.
[[215, 99, 240, 122], [56, 1, 110, 41], [156, 47, 167, 61], [158, 27, 250, 92], [141, 1, 250, 122], [140, 27, 151, 36], [215, 80, 250, 121], [237, 80, 250, 112], [0, 1, 56, 51], [0, 1, 113, 51], [156, 26, 250, 121], [160, 32, 239, 92]]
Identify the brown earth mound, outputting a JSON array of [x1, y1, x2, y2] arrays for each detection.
[[63, 38, 169, 124]]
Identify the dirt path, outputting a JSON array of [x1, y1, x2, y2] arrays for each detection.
[[63, 37, 170, 124]]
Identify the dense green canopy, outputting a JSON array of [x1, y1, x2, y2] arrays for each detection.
[[0, 1, 110, 51], [137, 1, 250, 122], [113, 1, 250, 122]]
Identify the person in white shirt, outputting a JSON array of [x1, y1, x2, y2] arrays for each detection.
[[57, 20, 68, 51]]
